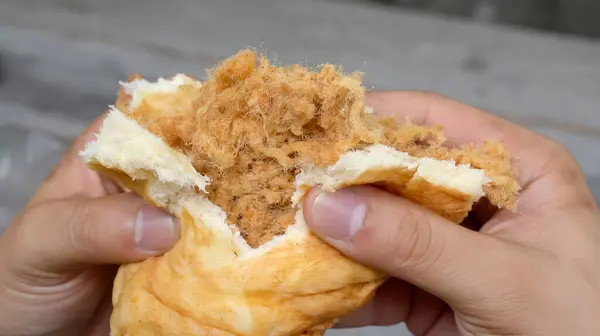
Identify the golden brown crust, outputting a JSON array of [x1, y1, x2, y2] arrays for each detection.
[[89, 160, 483, 335], [95, 167, 385, 336]]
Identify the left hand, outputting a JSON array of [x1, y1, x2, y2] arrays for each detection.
[[0, 115, 181, 336]]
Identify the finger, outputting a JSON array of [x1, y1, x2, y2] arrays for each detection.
[[11, 192, 180, 272], [84, 267, 117, 335], [403, 289, 448, 336], [303, 186, 530, 310], [335, 278, 412, 328], [365, 91, 569, 185], [460, 198, 497, 232], [417, 309, 462, 336]]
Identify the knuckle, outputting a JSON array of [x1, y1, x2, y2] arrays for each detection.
[[3, 210, 43, 275], [11, 210, 40, 256], [536, 137, 588, 187], [13, 205, 51, 247], [386, 208, 442, 272], [544, 138, 578, 167], [412, 91, 455, 110], [550, 147, 588, 184], [66, 199, 98, 256], [412, 90, 448, 101]]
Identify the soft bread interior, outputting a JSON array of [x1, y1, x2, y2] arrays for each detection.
[[80, 105, 210, 195], [82, 107, 491, 255], [292, 144, 491, 222], [120, 74, 203, 110]]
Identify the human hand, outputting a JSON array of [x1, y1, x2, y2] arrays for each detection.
[[0, 116, 180, 336], [303, 92, 600, 336]]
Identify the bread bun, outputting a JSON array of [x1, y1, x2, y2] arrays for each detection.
[[80, 50, 519, 335]]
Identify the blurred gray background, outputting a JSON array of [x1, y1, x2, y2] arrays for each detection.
[[1, 1, 599, 335]]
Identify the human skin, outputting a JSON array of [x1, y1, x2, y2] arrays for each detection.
[[0, 91, 598, 335], [303, 92, 600, 336], [0, 116, 181, 336]]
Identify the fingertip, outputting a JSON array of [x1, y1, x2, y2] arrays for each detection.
[[302, 186, 321, 221], [96, 192, 180, 260], [134, 203, 181, 255], [34, 192, 180, 270], [304, 187, 367, 242]]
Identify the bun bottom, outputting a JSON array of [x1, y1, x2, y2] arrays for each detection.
[[92, 164, 385, 336]]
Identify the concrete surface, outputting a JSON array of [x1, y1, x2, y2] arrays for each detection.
[[356, 0, 600, 39], [1, 1, 600, 335]]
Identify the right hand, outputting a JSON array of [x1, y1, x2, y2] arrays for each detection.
[[303, 91, 600, 336]]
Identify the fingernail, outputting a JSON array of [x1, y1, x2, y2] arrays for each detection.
[[134, 204, 180, 253], [309, 189, 367, 241]]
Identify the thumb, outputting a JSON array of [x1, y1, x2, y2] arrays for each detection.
[[11, 192, 180, 272], [303, 186, 525, 307]]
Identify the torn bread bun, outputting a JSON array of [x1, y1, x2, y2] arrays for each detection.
[[80, 50, 519, 336]]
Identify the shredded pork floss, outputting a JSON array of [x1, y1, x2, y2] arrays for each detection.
[[126, 49, 519, 247]]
